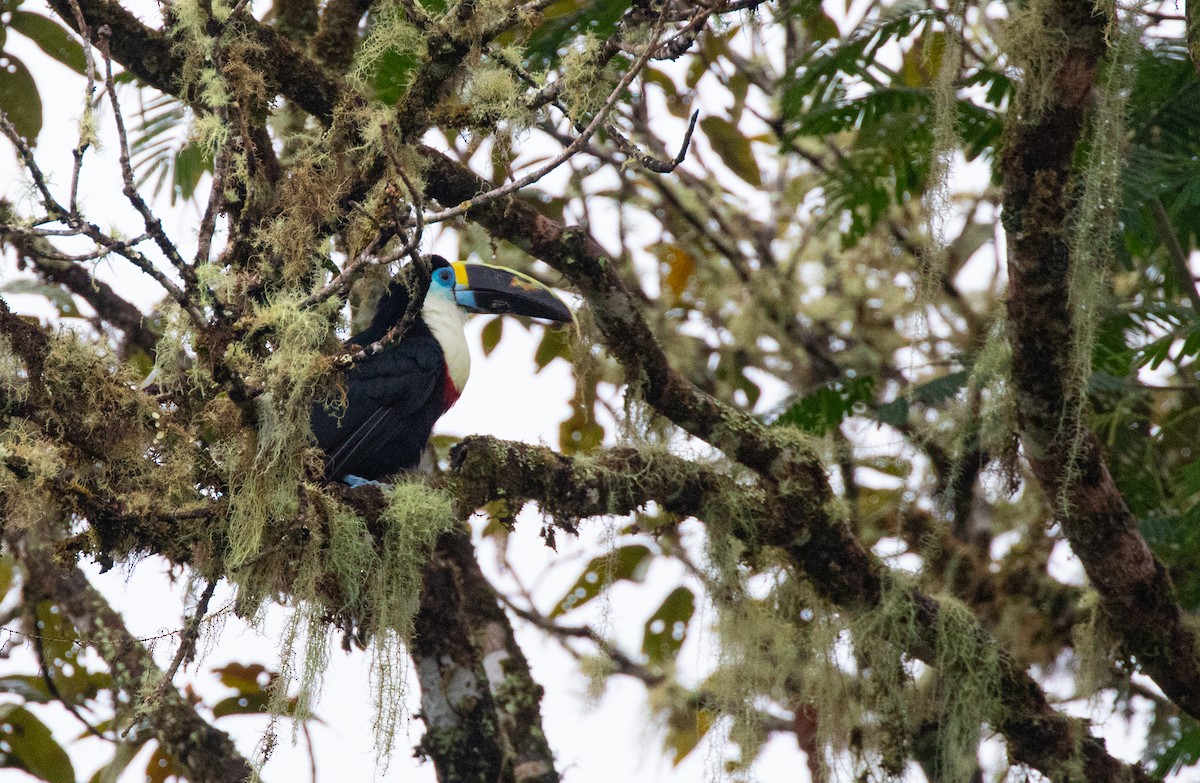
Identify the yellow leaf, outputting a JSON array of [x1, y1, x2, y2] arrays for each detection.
[[664, 246, 696, 299]]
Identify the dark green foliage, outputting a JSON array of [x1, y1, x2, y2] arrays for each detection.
[[642, 586, 695, 669], [523, 0, 633, 68], [780, 7, 1005, 244], [875, 370, 969, 428], [773, 375, 875, 434], [0, 2, 86, 144], [0, 703, 74, 783], [1121, 44, 1200, 260], [129, 94, 214, 204]]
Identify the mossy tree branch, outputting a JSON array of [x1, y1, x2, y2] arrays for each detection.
[[449, 436, 1149, 783], [4, 521, 253, 783], [414, 529, 558, 783], [23, 1, 1163, 779], [1001, 0, 1200, 720], [311, 0, 374, 72]]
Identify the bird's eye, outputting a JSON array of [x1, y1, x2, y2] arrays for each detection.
[[434, 268, 452, 285]]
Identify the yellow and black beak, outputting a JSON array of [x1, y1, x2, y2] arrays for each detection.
[[449, 261, 572, 323]]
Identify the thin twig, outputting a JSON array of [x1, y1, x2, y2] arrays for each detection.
[[66, 0, 100, 216], [607, 109, 699, 173], [195, 125, 233, 267], [95, 27, 194, 287], [334, 253, 433, 366], [424, 13, 668, 225], [0, 110, 205, 323], [163, 579, 218, 682], [25, 601, 109, 741], [500, 593, 667, 687], [1150, 198, 1200, 312], [0, 113, 67, 216]]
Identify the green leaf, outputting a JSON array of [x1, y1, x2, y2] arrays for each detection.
[[549, 544, 653, 618], [480, 316, 503, 356], [774, 376, 875, 434], [875, 397, 909, 427], [0, 552, 14, 597], [909, 369, 970, 405], [173, 142, 211, 203], [0, 53, 42, 145], [0, 703, 76, 783], [802, 9, 839, 43], [89, 741, 144, 783], [524, 0, 633, 68], [663, 703, 714, 766], [899, 30, 945, 88], [0, 675, 52, 702], [26, 602, 109, 705], [534, 325, 570, 370], [212, 662, 271, 694], [1145, 713, 1200, 778], [373, 48, 419, 105], [700, 116, 761, 187], [10, 12, 87, 74], [212, 692, 272, 717], [1, 280, 81, 318], [642, 587, 695, 667], [874, 371, 968, 427]]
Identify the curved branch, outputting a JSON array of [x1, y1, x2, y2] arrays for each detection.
[[6, 521, 253, 783], [449, 436, 1149, 783]]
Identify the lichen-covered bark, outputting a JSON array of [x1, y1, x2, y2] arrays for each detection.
[[6, 521, 253, 783], [451, 437, 1152, 783], [1001, 0, 1200, 720], [311, 0, 373, 72], [23, 0, 1164, 778], [412, 531, 508, 783], [412, 529, 558, 783]]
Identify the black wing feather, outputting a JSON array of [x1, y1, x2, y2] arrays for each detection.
[[312, 334, 447, 480]]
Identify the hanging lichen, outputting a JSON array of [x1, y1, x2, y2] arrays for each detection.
[[849, 577, 920, 778], [1001, 0, 1070, 124], [224, 294, 338, 569], [366, 481, 459, 765], [929, 596, 1003, 782], [919, 0, 964, 303], [1061, 8, 1135, 504]]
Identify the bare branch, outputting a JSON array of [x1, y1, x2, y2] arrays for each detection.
[[95, 27, 192, 284]]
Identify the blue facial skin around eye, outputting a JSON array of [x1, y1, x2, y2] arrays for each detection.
[[429, 268, 457, 301]]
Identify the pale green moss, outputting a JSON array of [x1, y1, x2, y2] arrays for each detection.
[[367, 481, 459, 764], [225, 295, 337, 568], [930, 597, 1002, 782], [560, 36, 612, 118]]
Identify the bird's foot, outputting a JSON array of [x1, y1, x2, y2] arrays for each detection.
[[343, 475, 386, 488]]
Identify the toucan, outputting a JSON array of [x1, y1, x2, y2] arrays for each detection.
[[312, 256, 572, 483]]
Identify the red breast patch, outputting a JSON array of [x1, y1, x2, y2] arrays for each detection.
[[442, 364, 462, 410]]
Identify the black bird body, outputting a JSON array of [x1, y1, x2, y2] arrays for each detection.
[[312, 258, 571, 483]]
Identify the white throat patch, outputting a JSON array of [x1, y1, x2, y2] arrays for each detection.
[[422, 291, 471, 392]]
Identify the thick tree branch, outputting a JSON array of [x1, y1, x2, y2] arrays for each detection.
[[5, 520, 253, 783], [1001, 0, 1200, 720], [414, 530, 559, 783], [311, 0, 373, 72], [28, 4, 1158, 778], [450, 436, 1150, 783]]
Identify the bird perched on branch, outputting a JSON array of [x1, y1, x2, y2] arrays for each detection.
[[312, 255, 572, 484]]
